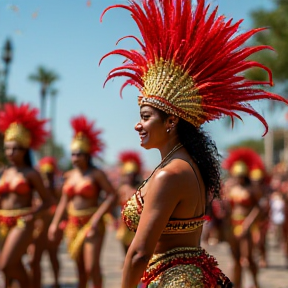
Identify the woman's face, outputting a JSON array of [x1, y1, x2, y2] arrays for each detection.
[[4, 141, 26, 165], [134, 105, 167, 149], [71, 149, 88, 168]]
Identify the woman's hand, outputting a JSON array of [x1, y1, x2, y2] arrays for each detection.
[[22, 213, 34, 223], [48, 223, 58, 241], [85, 220, 99, 238]]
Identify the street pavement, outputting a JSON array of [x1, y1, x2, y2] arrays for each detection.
[[1, 226, 287, 288]]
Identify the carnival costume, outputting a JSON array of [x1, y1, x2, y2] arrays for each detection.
[[34, 156, 60, 239], [38, 156, 58, 214], [0, 103, 48, 247], [116, 150, 143, 247], [222, 147, 264, 238], [100, 0, 288, 286], [64, 115, 105, 260]]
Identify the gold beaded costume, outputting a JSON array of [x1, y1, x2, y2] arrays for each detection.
[[64, 115, 105, 260], [0, 208, 32, 247], [0, 103, 48, 247], [116, 150, 144, 248], [100, 0, 288, 286], [222, 148, 266, 237], [65, 204, 105, 260]]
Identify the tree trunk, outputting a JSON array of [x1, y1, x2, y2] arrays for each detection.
[[40, 87, 47, 119], [283, 128, 288, 163], [264, 129, 274, 172]]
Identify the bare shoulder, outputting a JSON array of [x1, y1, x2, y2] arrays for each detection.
[[25, 167, 40, 179], [149, 158, 199, 198], [92, 167, 106, 178], [63, 169, 74, 179], [162, 158, 201, 183]]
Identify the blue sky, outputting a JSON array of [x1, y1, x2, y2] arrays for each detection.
[[0, 0, 286, 169]]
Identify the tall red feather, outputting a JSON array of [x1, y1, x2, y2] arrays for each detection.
[[100, 0, 288, 135]]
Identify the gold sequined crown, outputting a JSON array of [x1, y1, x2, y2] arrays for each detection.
[[139, 59, 204, 127], [4, 122, 31, 148], [71, 132, 91, 153]]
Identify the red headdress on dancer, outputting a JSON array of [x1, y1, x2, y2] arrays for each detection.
[[119, 150, 142, 174], [38, 156, 57, 174], [222, 147, 264, 177], [70, 115, 104, 156], [249, 153, 266, 182], [0, 102, 48, 149], [100, 0, 287, 134]]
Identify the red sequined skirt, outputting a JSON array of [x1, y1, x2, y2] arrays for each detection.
[[142, 247, 232, 288], [0, 208, 31, 247], [65, 206, 105, 260]]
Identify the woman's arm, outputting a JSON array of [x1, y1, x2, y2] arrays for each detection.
[[238, 187, 261, 238], [121, 168, 191, 288], [28, 169, 54, 213], [89, 169, 117, 228], [48, 192, 69, 241]]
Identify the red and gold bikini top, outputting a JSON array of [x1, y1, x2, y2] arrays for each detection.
[[62, 179, 98, 198], [122, 190, 207, 234], [122, 158, 207, 234], [228, 185, 253, 207], [0, 175, 31, 195]]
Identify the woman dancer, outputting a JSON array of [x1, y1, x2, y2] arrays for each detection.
[[249, 162, 271, 268], [100, 0, 287, 287], [30, 157, 62, 288], [116, 150, 143, 254], [222, 148, 264, 288], [48, 115, 117, 288], [0, 103, 51, 288]]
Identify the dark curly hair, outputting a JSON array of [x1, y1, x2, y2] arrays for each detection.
[[24, 149, 33, 167], [158, 110, 221, 208]]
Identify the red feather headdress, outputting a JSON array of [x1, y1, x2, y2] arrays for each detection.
[[222, 147, 264, 177], [70, 115, 104, 156], [38, 156, 57, 173], [0, 103, 49, 149], [119, 150, 143, 174], [100, 0, 287, 135]]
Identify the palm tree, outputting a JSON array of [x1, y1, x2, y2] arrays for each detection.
[[49, 88, 58, 156], [29, 66, 59, 119]]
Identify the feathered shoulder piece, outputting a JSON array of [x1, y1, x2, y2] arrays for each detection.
[[119, 150, 142, 174], [100, 0, 287, 135], [0, 102, 49, 149], [70, 115, 104, 156]]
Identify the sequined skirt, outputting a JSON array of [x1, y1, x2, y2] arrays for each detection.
[[0, 208, 32, 247], [65, 205, 105, 260], [142, 247, 232, 288]]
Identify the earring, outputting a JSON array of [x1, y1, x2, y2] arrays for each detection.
[[167, 128, 171, 133]]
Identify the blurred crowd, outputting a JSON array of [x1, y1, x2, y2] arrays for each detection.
[[202, 148, 288, 288]]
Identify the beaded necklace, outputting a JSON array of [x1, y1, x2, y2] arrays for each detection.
[[138, 142, 183, 191]]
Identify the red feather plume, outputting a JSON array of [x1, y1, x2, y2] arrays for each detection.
[[100, 0, 288, 135], [70, 115, 104, 156], [119, 150, 143, 172], [222, 147, 264, 173], [38, 156, 57, 171], [0, 102, 49, 149]]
